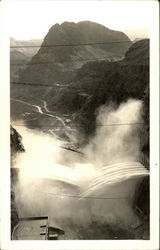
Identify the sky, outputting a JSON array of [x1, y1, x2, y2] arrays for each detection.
[[1, 0, 156, 40]]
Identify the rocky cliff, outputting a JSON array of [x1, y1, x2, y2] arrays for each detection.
[[10, 125, 25, 158]]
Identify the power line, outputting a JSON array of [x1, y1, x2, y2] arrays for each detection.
[[11, 81, 69, 88], [10, 80, 145, 92], [10, 57, 117, 66], [10, 40, 131, 49], [11, 123, 144, 128], [10, 61, 148, 67], [11, 81, 115, 89]]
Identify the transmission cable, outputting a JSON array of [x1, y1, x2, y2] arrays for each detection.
[[11, 123, 144, 128], [10, 40, 131, 49]]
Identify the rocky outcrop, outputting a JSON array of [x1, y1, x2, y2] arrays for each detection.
[[10, 125, 25, 158]]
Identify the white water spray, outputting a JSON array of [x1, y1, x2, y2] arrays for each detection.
[[13, 99, 149, 237]]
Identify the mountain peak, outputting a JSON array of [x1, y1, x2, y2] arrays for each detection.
[[43, 21, 131, 46]]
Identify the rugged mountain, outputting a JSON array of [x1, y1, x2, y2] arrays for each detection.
[[10, 22, 149, 154], [10, 37, 43, 57], [17, 21, 131, 84], [11, 21, 131, 122]]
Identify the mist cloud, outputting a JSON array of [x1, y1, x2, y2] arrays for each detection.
[[12, 99, 148, 233]]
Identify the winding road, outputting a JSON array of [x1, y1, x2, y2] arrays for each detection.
[[11, 98, 72, 137]]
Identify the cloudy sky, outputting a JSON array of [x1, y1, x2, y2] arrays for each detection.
[[1, 0, 157, 40]]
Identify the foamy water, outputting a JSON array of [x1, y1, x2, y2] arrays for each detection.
[[12, 99, 149, 236]]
